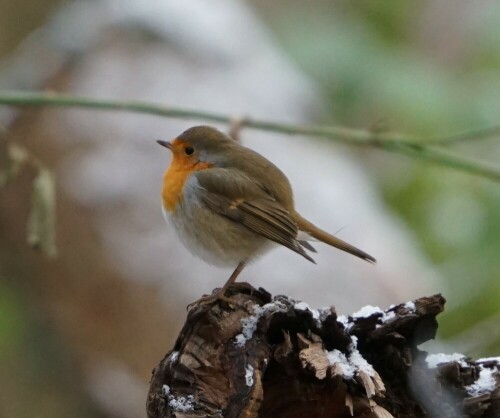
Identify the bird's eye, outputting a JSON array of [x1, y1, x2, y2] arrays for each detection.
[[184, 146, 194, 155]]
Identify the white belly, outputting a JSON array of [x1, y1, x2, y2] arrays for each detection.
[[162, 176, 274, 267]]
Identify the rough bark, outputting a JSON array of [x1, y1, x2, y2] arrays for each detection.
[[147, 283, 500, 418]]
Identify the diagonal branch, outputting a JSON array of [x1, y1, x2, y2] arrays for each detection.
[[374, 141, 500, 182], [419, 124, 500, 145], [0, 90, 499, 182]]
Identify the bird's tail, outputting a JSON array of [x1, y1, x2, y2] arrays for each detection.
[[292, 211, 376, 264]]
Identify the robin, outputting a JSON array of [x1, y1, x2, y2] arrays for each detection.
[[158, 126, 375, 300]]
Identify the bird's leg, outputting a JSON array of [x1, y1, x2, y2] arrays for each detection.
[[187, 261, 248, 310], [217, 260, 247, 296]]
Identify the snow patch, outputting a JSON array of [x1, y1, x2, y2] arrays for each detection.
[[352, 305, 383, 319], [337, 314, 349, 325], [234, 334, 246, 346], [337, 314, 352, 330], [234, 301, 286, 347], [327, 336, 375, 380], [466, 366, 497, 396], [426, 353, 467, 369], [318, 307, 332, 322], [478, 357, 500, 363], [169, 395, 194, 412], [349, 348, 375, 377], [294, 301, 320, 320], [245, 365, 254, 386], [162, 384, 195, 412], [352, 305, 395, 325], [327, 349, 355, 379], [404, 301, 416, 311], [381, 311, 396, 323]]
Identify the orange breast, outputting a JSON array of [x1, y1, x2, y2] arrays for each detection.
[[162, 157, 212, 212]]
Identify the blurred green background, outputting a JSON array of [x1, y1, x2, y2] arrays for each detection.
[[0, 0, 499, 416], [251, 0, 500, 352]]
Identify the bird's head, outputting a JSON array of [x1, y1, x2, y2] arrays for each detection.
[[157, 125, 236, 168]]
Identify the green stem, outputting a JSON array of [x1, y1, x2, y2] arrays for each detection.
[[0, 90, 498, 182], [420, 124, 500, 144], [379, 142, 500, 182]]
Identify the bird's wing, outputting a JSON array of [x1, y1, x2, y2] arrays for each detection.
[[195, 169, 315, 263]]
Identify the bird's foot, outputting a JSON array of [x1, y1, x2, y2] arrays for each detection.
[[186, 288, 240, 311]]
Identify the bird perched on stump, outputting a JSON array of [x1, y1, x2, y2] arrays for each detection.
[[158, 126, 375, 301]]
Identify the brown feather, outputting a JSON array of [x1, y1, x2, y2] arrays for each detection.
[[200, 192, 315, 263], [291, 211, 376, 264]]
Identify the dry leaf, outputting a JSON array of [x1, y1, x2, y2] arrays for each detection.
[[0, 142, 28, 187], [27, 168, 57, 257]]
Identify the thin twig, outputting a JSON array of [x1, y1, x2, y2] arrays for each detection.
[[228, 116, 247, 142], [378, 141, 500, 182], [420, 124, 500, 144], [0, 90, 498, 182]]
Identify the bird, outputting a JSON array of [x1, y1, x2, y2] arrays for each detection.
[[158, 125, 375, 301]]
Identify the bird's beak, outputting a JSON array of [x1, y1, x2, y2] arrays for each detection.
[[157, 140, 172, 150]]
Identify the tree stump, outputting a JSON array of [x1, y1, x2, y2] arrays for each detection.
[[147, 283, 500, 418]]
